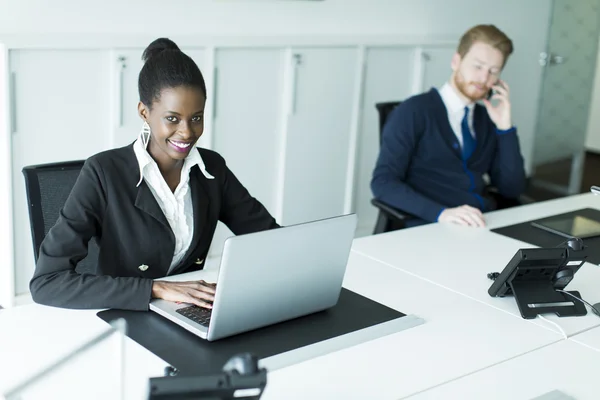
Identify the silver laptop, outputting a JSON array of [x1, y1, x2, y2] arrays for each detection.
[[150, 214, 357, 341]]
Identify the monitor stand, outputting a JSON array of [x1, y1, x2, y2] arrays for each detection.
[[509, 280, 587, 319]]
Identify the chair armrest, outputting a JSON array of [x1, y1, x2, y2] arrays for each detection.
[[370, 199, 414, 222], [517, 193, 536, 205], [486, 185, 536, 208]]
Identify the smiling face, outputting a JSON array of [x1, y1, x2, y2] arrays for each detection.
[[138, 85, 206, 169], [451, 41, 504, 102]]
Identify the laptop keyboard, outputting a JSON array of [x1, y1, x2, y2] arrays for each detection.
[[175, 305, 212, 327]]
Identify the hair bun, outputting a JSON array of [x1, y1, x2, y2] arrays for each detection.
[[142, 38, 181, 62]]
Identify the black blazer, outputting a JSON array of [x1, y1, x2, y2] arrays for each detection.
[[30, 143, 279, 311]]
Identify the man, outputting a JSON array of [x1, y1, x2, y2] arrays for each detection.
[[371, 24, 526, 228]]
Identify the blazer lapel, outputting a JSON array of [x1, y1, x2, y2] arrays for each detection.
[[432, 89, 463, 160], [173, 166, 212, 273], [134, 182, 171, 231], [133, 180, 175, 277]]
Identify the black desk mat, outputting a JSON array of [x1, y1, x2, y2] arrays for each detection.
[[97, 288, 405, 376], [491, 207, 600, 265]]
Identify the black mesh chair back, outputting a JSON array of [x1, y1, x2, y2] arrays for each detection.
[[375, 101, 401, 144], [371, 101, 412, 233], [22, 161, 99, 274]]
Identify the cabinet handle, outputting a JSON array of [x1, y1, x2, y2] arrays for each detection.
[[213, 67, 218, 119], [10, 72, 17, 134], [117, 56, 127, 127], [289, 53, 302, 115]]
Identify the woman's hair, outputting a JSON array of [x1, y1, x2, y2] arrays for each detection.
[[138, 38, 207, 108]]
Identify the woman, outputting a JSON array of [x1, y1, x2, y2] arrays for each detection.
[[30, 38, 279, 311]]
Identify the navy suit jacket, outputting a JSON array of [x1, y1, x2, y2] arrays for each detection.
[[371, 88, 526, 223]]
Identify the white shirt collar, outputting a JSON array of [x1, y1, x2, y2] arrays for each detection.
[[439, 82, 475, 116], [133, 138, 215, 187]]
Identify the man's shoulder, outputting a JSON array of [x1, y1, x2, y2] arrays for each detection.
[[399, 88, 441, 112]]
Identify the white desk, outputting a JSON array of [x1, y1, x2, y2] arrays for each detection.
[[0, 252, 562, 400], [262, 252, 564, 399], [485, 192, 599, 230], [406, 339, 600, 400], [0, 304, 166, 399], [571, 325, 600, 353], [352, 194, 600, 337]]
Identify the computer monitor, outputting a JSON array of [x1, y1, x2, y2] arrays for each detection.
[[488, 243, 588, 319]]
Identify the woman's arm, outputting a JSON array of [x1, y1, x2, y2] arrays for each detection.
[[30, 158, 154, 310], [217, 156, 279, 235]]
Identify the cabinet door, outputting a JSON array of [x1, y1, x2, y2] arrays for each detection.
[[354, 47, 415, 237], [281, 47, 359, 226], [10, 50, 112, 295], [110, 48, 206, 149], [421, 47, 455, 91], [208, 48, 285, 258]]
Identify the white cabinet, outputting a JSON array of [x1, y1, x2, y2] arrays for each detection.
[[421, 47, 455, 92], [2, 41, 461, 304], [9, 50, 112, 295], [280, 47, 359, 226], [110, 49, 144, 149], [353, 47, 415, 236], [212, 48, 284, 217], [208, 48, 285, 257]]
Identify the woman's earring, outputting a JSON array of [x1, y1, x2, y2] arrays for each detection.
[[140, 121, 151, 149]]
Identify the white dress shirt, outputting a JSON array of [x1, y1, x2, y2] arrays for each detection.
[[133, 138, 214, 274], [438, 82, 475, 149]]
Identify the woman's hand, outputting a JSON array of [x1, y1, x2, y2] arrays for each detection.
[[151, 280, 216, 309]]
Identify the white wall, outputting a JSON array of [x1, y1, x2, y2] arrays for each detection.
[[586, 36, 600, 153], [0, 0, 551, 38], [0, 0, 552, 172], [0, 45, 14, 308], [0, 0, 554, 303]]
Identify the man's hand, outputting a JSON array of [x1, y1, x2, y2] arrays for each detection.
[[438, 205, 485, 227], [482, 79, 512, 130], [151, 280, 216, 309]]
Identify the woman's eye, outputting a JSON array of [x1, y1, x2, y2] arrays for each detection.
[[166, 116, 178, 122], [192, 116, 203, 122]]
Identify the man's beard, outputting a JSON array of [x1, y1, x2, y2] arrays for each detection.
[[453, 70, 489, 102]]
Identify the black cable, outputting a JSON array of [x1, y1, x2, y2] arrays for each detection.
[[487, 272, 500, 281], [556, 289, 600, 318]]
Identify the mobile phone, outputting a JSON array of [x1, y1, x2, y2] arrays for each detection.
[[487, 81, 504, 100]]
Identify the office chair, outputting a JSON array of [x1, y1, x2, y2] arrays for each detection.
[[22, 160, 99, 274], [370, 101, 534, 235]]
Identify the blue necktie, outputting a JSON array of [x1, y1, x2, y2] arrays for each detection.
[[461, 106, 476, 160]]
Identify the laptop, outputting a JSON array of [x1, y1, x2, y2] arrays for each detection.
[[149, 214, 358, 341]]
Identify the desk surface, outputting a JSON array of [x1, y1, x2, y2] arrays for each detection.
[[485, 192, 599, 230], [0, 304, 166, 400], [571, 325, 600, 353], [0, 252, 561, 400], [262, 253, 562, 399], [352, 194, 600, 337], [407, 339, 600, 400], [2, 193, 598, 399]]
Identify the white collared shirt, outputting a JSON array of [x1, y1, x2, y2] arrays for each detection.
[[438, 82, 476, 149], [133, 138, 214, 274]]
